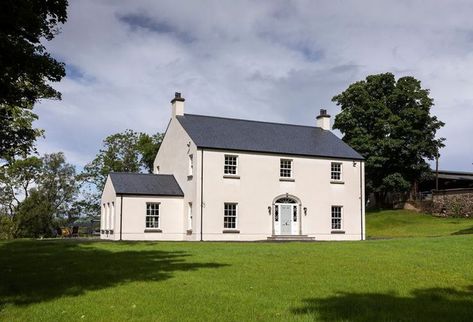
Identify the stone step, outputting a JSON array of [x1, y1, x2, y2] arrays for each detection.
[[267, 235, 315, 241]]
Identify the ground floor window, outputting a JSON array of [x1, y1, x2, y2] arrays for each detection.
[[331, 206, 342, 230], [146, 203, 160, 228], [224, 203, 237, 229]]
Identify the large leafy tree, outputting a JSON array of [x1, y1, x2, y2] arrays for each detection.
[[0, 156, 43, 216], [332, 73, 445, 202], [0, 152, 78, 238], [83, 130, 163, 191], [0, 0, 68, 160], [14, 152, 78, 237]]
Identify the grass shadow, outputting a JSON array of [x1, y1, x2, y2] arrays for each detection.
[[0, 240, 227, 308], [291, 286, 473, 321], [452, 226, 473, 235]]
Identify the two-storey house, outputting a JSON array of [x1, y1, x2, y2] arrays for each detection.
[[100, 93, 365, 241]]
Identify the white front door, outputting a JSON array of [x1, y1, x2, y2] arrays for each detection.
[[280, 205, 292, 235], [274, 204, 298, 235]]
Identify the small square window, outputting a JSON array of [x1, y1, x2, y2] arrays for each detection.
[[280, 159, 292, 178], [224, 155, 238, 175], [331, 162, 342, 181], [224, 203, 237, 229], [331, 206, 342, 230]]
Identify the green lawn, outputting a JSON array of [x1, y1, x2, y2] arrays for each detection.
[[367, 209, 473, 239], [1, 211, 473, 321]]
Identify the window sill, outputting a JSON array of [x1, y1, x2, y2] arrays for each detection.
[[186, 229, 193, 235], [331, 230, 345, 234], [279, 178, 295, 182], [144, 229, 162, 233], [223, 175, 240, 179], [187, 175, 193, 180], [330, 180, 345, 184], [222, 229, 240, 234]]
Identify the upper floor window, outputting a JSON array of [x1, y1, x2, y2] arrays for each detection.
[[146, 203, 160, 228], [280, 159, 293, 178], [188, 154, 193, 176], [224, 155, 238, 175], [224, 203, 237, 229], [331, 206, 342, 230], [331, 162, 342, 181]]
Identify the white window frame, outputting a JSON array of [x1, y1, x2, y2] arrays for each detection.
[[101, 203, 105, 232], [331, 206, 343, 230], [280, 159, 293, 178], [188, 154, 194, 176], [187, 202, 193, 230], [107, 202, 111, 230], [331, 162, 342, 181], [223, 203, 238, 229], [110, 202, 115, 231], [224, 155, 238, 175], [146, 203, 160, 229]]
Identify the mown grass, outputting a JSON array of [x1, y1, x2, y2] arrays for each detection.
[[0, 210, 472, 321], [367, 209, 473, 239]]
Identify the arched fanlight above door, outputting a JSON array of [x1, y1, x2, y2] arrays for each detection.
[[275, 197, 297, 204]]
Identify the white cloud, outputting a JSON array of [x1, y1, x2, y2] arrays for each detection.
[[35, 0, 473, 171]]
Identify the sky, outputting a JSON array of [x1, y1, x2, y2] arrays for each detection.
[[36, 0, 473, 171]]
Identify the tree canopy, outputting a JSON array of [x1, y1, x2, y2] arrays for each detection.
[[0, 0, 68, 160], [0, 152, 78, 238], [332, 73, 445, 200], [82, 130, 163, 193]]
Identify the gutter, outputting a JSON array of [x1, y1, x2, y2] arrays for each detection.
[[359, 161, 364, 241], [200, 149, 204, 241], [120, 195, 123, 241]]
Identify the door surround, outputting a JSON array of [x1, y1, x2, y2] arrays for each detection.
[[272, 194, 302, 235]]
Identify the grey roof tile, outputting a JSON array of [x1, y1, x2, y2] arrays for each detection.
[[109, 173, 184, 196], [177, 114, 363, 160]]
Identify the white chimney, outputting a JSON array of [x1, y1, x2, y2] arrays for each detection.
[[316, 109, 331, 130], [171, 92, 185, 117]]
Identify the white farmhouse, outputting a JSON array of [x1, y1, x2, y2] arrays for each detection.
[[101, 93, 365, 241]]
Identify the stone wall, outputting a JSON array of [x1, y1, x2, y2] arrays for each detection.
[[432, 188, 473, 218]]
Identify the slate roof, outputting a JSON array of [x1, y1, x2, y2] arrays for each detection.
[[177, 114, 363, 160], [109, 173, 184, 196]]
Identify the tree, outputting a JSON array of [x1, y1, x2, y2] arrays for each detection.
[[0, 156, 42, 217], [332, 73, 445, 204], [82, 130, 163, 193], [14, 188, 55, 238], [0, 152, 79, 238], [38, 152, 78, 222], [0, 0, 68, 160]]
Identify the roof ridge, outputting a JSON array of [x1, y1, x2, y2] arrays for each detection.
[[182, 113, 325, 130], [110, 172, 173, 177]]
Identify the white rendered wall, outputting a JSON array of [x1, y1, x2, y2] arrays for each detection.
[[198, 149, 364, 241], [117, 195, 184, 241], [154, 117, 198, 240], [100, 175, 118, 240]]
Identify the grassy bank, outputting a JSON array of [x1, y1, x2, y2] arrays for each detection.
[[367, 209, 473, 239]]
